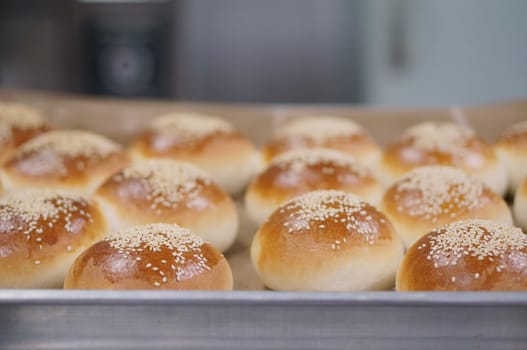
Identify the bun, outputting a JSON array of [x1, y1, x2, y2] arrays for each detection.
[[378, 122, 507, 195], [245, 148, 383, 225], [0, 102, 49, 163], [381, 166, 512, 248], [129, 113, 261, 195], [64, 223, 233, 290], [251, 190, 404, 291], [0, 191, 107, 288], [495, 121, 527, 193], [396, 219, 527, 291], [262, 116, 381, 166], [94, 159, 238, 252], [513, 178, 527, 231], [1, 130, 129, 194]]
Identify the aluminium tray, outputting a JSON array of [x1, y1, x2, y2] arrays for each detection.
[[0, 290, 526, 350], [0, 89, 526, 349]]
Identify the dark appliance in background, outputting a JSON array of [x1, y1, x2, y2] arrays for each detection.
[[77, 1, 175, 97], [0, 0, 361, 103]]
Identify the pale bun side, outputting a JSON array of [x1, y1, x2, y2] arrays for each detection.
[[513, 179, 527, 232], [494, 121, 527, 193]]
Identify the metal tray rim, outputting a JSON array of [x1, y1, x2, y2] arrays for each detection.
[[0, 290, 526, 306]]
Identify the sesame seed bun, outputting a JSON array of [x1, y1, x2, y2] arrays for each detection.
[[0, 102, 49, 163], [494, 121, 527, 194], [245, 148, 383, 225], [381, 166, 513, 248], [94, 159, 238, 252], [251, 190, 404, 291], [513, 178, 527, 232], [128, 113, 262, 195], [0, 191, 107, 288], [396, 220, 527, 291], [64, 223, 233, 290], [378, 122, 507, 196], [1, 130, 129, 195], [261, 116, 381, 167]]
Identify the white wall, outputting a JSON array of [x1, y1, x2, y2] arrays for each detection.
[[361, 0, 527, 106]]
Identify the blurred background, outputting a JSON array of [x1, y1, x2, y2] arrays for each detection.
[[1, 0, 527, 106]]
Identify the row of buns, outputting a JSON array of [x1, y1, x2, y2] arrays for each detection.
[[0, 101, 525, 199], [0, 101, 525, 291]]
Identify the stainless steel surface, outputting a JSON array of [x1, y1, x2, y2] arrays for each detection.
[[0, 291, 526, 349]]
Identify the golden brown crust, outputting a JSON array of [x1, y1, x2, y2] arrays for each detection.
[[64, 224, 233, 290], [245, 148, 383, 224], [379, 122, 507, 195], [2, 130, 129, 193], [261, 116, 380, 165], [262, 133, 379, 164], [494, 121, 527, 193], [513, 179, 527, 231], [381, 166, 512, 247], [128, 113, 260, 194], [520, 179, 527, 197], [131, 129, 253, 160], [96, 172, 231, 225], [251, 149, 379, 202], [495, 121, 527, 147], [396, 220, 527, 291], [382, 132, 495, 177], [0, 191, 107, 288], [251, 190, 403, 291], [0, 102, 50, 163], [94, 159, 238, 252]]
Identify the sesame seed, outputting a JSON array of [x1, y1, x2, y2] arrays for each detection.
[[150, 113, 234, 142], [499, 121, 527, 140], [425, 220, 527, 266], [110, 159, 212, 211], [14, 130, 122, 176], [0, 191, 93, 258], [392, 166, 485, 220], [0, 102, 46, 144], [400, 122, 475, 156], [276, 190, 381, 243], [105, 223, 211, 277], [275, 116, 364, 143], [269, 148, 371, 178]]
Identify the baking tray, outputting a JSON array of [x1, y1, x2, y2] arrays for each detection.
[[0, 290, 526, 350], [0, 89, 526, 349]]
